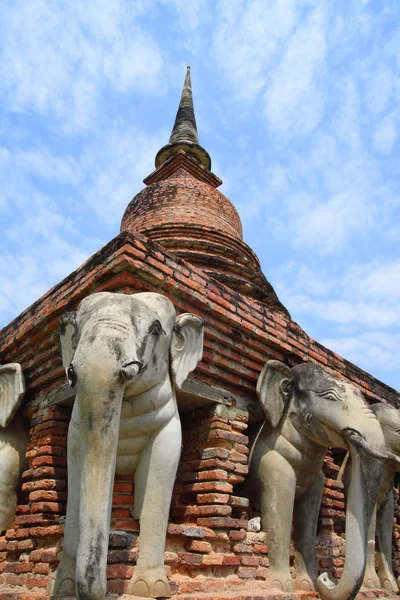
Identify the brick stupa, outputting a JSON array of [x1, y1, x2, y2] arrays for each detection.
[[0, 67, 399, 599]]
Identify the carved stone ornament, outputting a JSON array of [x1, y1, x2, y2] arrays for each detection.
[[48, 291, 204, 600], [251, 359, 397, 600], [0, 363, 29, 533], [0, 363, 25, 428]]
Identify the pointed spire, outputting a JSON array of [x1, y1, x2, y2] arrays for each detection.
[[169, 66, 199, 145], [155, 67, 211, 171]]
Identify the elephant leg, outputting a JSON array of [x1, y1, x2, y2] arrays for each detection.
[[362, 504, 381, 589], [0, 444, 20, 533], [127, 414, 182, 599], [258, 450, 296, 592], [293, 471, 324, 591], [376, 491, 399, 592], [48, 412, 81, 597]]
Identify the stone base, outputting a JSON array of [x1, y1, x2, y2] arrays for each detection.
[[0, 586, 395, 600]]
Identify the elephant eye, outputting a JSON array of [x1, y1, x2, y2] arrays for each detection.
[[149, 320, 165, 336], [319, 389, 341, 402], [67, 364, 76, 386]]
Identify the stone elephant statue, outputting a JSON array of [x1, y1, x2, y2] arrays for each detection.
[[49, 291, 204, 600], [0, 363, 29, 532], [251, 360, 398, 600], [361, 402, 400, 592]]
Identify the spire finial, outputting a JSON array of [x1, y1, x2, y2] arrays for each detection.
[[169, 65, 198, 145], [155, 67, 211, 170]]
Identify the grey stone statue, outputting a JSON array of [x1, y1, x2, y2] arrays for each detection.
[[0, 363, 29, 532], [362, 402, 400, 592], [251, 360, 398, 600], [48, 292, 204, 600]]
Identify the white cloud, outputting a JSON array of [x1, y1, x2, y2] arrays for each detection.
[[322, 332, 400, 374], [373, 114, 397, 154], [0, 1, 167, 131], [213, 0, 298, 101], [292, 191, 372, 253], [0, 118, 165, 325], [264, 3, 327, 134], [345, 260, 400, 302]]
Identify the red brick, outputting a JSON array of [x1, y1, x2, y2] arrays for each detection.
[[5, 574, 27, 587], [229, 495, 249, 507], [233, 543, 253, 554], [112, 519, 139, 531], [30, 501, 64, 513], [181, 481, 233, 494], [222, 554, 241, 565], [30, 548, 60, 563], [178, 552, 203, 565], [237, 566, 257, 579], [113, 482, 133, 493], [22, 479, 66, 492], [4, 562, 34, 573], [168, 524, 206, 539], [228, 450, 248, 464], [112, 494, 134, 505], [29, 490, 67, 502], [227, 473, 245, 485], [178, 504, 232, 518], [34, 563, 50, 575], [185, 540, 212, 553], [229, 530, 247, 541], [197, 493, 230, 505], [197, 517, 248, 529], [179, 469, 228, 482], [5, 529, 30, 540], [201, 553, 224, 566], [240, 555, 259, 566], [106, 565, 133, 579], [26, 575, 49, 589], [253, 544, 268, 554], [6, 539, 37, 551], [29, 525, 64, 538]]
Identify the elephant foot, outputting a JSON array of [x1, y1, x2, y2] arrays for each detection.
[[295, 573, 316, 591], [47, 559, 76, 597], [268, 569, 295, 592], [363, 568, 383, 590], [127, 566, 171, 598], [378, 572, 399, 592], [47, 576, 75, 597]]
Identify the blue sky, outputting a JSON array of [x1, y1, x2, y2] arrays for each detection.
[[0, 1, 399, 391]]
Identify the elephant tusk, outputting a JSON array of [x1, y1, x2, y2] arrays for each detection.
[[341, 428, 389, 461], [120, 361, 142, 380]]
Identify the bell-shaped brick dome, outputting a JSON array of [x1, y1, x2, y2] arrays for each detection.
[[120, 68, 286, 312]]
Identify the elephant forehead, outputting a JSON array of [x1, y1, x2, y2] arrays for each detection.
[[77, 292, 171, 328], [293, 363, 354, 396], [371, 402, 400, 427]]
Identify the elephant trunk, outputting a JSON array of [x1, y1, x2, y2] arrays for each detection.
[[75, 382, 124, 600], [317, 435, 385, 600]]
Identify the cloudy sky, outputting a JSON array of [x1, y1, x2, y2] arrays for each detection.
[[0, 0, 399, 390]]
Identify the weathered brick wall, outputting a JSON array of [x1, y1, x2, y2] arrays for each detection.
[[0, 230, 399, 598]]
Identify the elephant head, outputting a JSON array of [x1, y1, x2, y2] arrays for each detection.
[[255, 360, 391, 600], [57, 291, 204, 600], [0, 363, 25, 428], [0, 363, 28, 533], [364, 402, 400, 592], [370, 403, 400, 474]]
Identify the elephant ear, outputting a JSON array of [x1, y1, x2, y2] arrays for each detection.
[[170, 314, 204, 389], [256, 360, 293, 428], [0, 363, 25, 428], [59, 312, 77, 380]]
